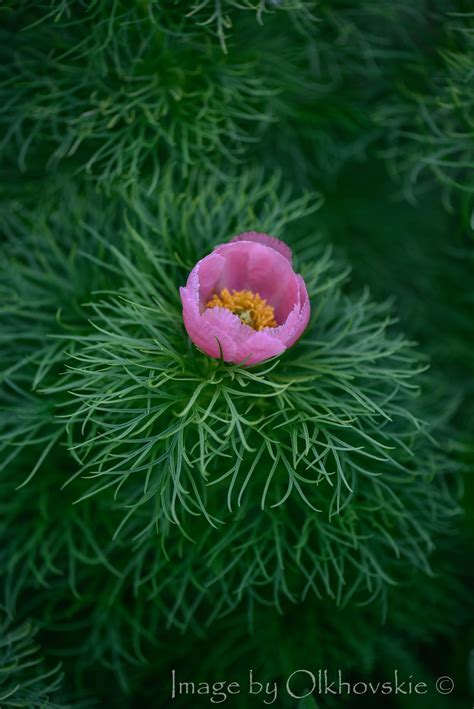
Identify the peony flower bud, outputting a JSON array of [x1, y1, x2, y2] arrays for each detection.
[[180, 232, 310, 365]]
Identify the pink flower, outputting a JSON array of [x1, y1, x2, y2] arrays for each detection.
[[179, 232, 310, 365]]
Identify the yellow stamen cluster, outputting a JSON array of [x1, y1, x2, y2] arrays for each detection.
[[206, 288, 277, 331]]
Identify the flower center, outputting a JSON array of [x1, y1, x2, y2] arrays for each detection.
[[206, 288, 277, 331]]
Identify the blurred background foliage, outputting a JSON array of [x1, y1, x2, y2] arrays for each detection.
[[1, 1, 473, 707]]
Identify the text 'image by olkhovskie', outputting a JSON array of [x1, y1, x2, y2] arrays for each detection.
[[1, 2, 473, 708]]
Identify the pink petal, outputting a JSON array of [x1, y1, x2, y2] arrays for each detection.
[[230, 231, 293, 263], [189, 252, 226, 309], [203, 307, 286, 364], [212, 241, 298, 323], [276, 274, 311, 347], [180, 286, 237, 360]]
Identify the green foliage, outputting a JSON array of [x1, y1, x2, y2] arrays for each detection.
[[377, 10, 474, 223], [0, 1, 320, 192], [0, 618, 90, 708], [321, 161, 474, 376], [9, 0, 317, 51], [4, 0, 458, 195], [48, 230, 458, 609], [0, 170, 461, 668], [1, 0, 473, 707]]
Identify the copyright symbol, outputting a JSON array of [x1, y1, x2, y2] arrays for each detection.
[[435, 676, 454, 694]]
